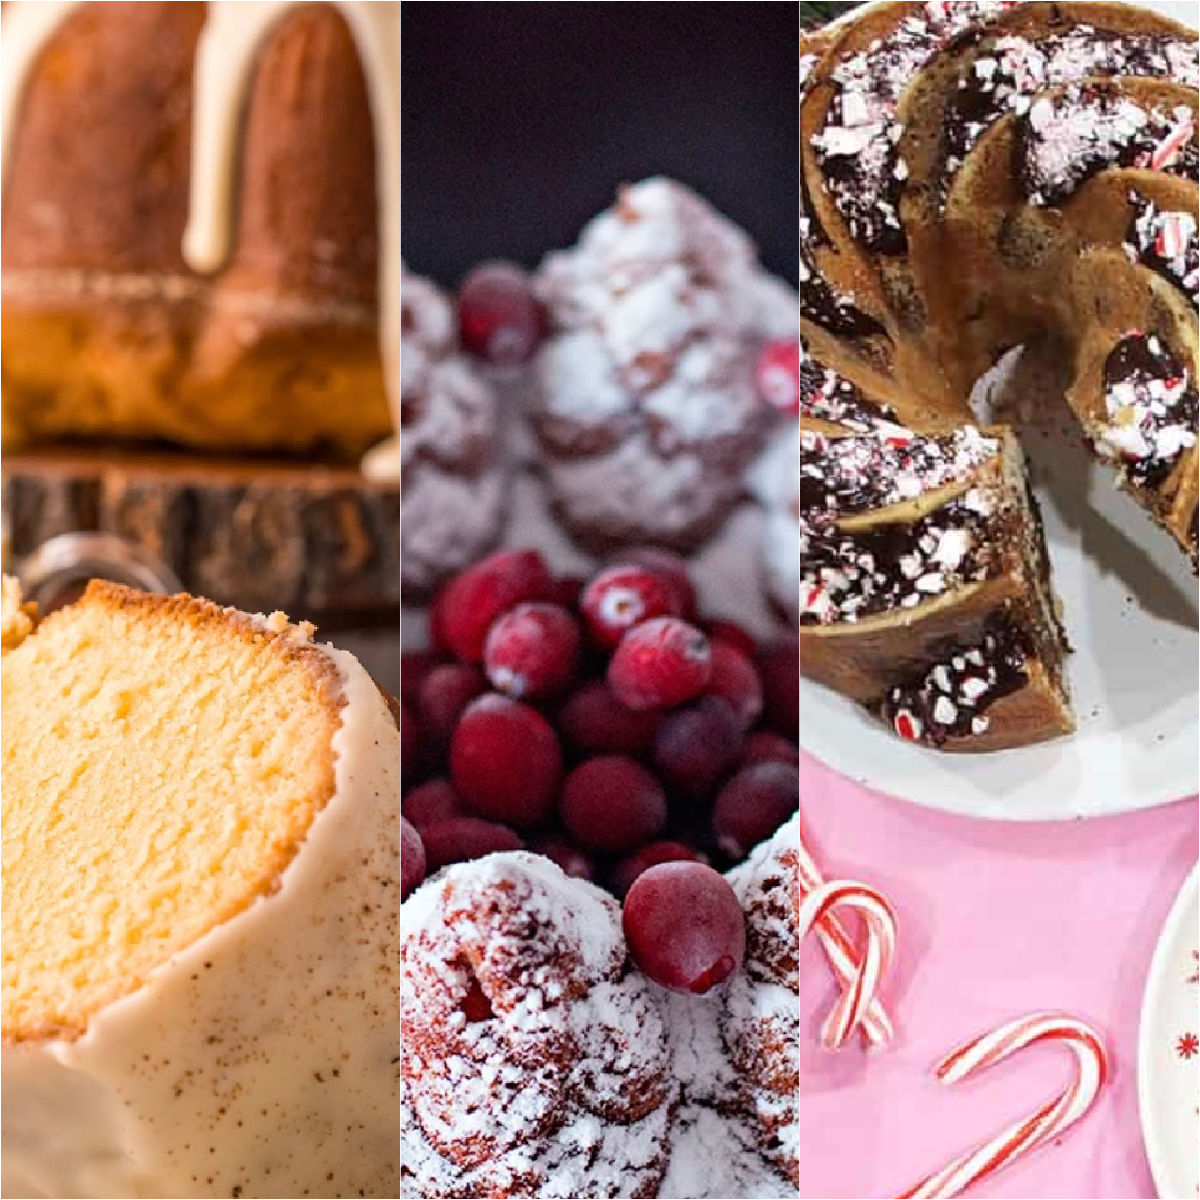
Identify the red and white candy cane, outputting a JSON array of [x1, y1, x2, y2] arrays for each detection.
[[798, 879, 897, 1051], [797, 836, 895, 1046], [898, 1012, 1109, 1199]]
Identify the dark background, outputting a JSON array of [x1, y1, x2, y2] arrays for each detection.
[[401, 2, 799, 288]]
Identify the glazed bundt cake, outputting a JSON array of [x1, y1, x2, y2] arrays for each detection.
[[397, 265, 507, 598], [1, 1, 399, 459], [401, 846, 801, 1200], [1, 580, 401, 1197], [799, 0, 1199, 751], [530, 177, 798, 551]]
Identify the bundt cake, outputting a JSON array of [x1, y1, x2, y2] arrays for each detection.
[[529, 177, 798, 551], [396, 265, 508, 599], [401, 844, 801, 1200], [401, 853, 677, 1199], [1, 1, 399, 459], [1, 580, 401, 1197], [719, 816, 800, 1190], [799, 0, 1198, 751]]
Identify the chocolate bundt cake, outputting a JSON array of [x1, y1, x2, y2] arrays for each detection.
[[397, 266, 507, 599], [800, 1, 1198, 751], [1, 1, 399, 459], [1, 580, 402, 1197], [530, 178, 798, 552]]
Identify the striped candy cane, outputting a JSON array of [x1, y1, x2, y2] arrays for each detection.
[[898, 1012, 1109, 1198], [797, 833, 895, 1046], [798, 879, 897, 1051]]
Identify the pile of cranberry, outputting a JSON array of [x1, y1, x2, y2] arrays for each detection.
[[400, 546, 798, 993]]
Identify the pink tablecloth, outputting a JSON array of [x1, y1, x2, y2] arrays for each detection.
[[798, 752, 1199, 1200]]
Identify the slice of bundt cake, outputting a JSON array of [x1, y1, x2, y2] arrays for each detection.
[[1, 580, 401, 1198], [798, 371, 1072, 750]]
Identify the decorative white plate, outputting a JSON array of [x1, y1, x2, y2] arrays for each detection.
[[1138, 864, 1199, 1200], [799, 0, 1200, 820]]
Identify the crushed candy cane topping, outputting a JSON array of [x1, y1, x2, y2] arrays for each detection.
[[940, 29, 1199, 199], [1124, 192, 1199, 308], [799, 425, 999, 515], [1020, 86, 1197, 207], [811, 1, 1013, 252], [1098, 332, 1198, 490], [877, 620, 1031, 746]]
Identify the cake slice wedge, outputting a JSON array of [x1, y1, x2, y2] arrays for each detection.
[[799, 424, 1073, 751], [1, 580, 401, 1198]]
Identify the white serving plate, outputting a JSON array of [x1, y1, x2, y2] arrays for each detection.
[[1138, 864, 1200, 1200], [799, 0, 1199, 820]]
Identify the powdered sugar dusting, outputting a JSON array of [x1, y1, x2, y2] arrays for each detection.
[[401, 853, 676, 1196], [401, 838, 800, 1196], [400, 265, 507, 594], [531, 178, 796, 548]]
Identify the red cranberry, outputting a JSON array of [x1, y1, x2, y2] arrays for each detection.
[[457, 261, 547, 365], [755, 338, 800, 416], [616, 547, 698, 620], [622, 862, 746, 994], [608, 617, 711, 711], [712, 762, 799, 860], [760, 638, 799, 738], [403, 778, 468, 830], [484, 602, 580, 699], [653, 697, 743, 800], [419, 663, 487, 745], [450, 694, 563, 826], [742, 731, 800, 768], [401, 650, 439, 709], [401, 703, 422, 785], [559, 682, 662, 757], [610, 840, 703, 898], [705, 619, 759, 661], [529, 834, 595, 881], [581, 565, 682, 650], [560, 756, 667, 853], [401, 817, 426, 900], [421, 816, 524, 871], [434, 549, 552, 663], [706, 643, 763, 730]]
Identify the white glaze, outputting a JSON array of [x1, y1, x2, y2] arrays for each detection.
[[1, 641, 401, 1199]]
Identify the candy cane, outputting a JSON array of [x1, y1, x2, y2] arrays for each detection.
[[798, 879, 897, 1051], [797, 836, 894, 1045], [897, 1012, 1109, 1199], [1149, 115, 1194, 171]]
